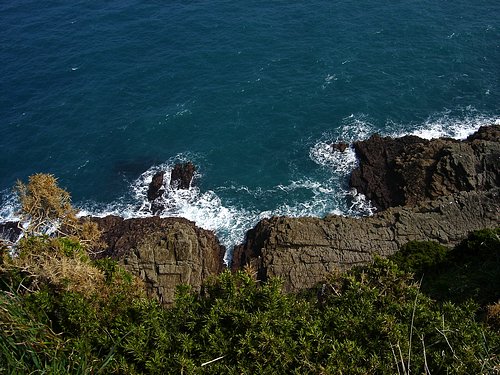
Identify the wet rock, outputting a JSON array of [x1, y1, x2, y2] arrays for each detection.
[[93, 215, 225, 306], [170, 162, 196, 190], [467, 125, 500, 142], [233, 125, 500, 292], [349, 134, 425, 210], [331, 142, 349, 152], [147, 171, 166, 201], [0, 221, 22, 244]]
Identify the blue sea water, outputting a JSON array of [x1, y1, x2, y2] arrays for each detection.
[[1, 0, 499, 253]]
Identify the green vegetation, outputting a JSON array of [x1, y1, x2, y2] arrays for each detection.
[[1, 175, 499, 373], [390, 229, 500, 306]]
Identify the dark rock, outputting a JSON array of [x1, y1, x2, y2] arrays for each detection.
[[232, 189, 499, 292], [0, 221, 22, 244], [170, 162, 196, 190], [350, 125, 500, 210], [93, 215, 225, 306], [349, 134, 425, 210], [147, 171, 166, 201], [467, 125, 500, 142], [331, 142, 349, 152], [233, 125, 500, 292]]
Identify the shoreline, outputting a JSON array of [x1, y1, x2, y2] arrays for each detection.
[[2, 125, 498, 305]]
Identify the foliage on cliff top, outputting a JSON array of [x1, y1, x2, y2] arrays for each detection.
[[1, 175, 499, 374], [391, 228, 500, 307], [15, 173, 75, 235], [2, 254, 499, 374], [13, 173, 102, 251]]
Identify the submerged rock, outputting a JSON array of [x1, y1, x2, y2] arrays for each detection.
[[146, 162, 197, 214], [93, 215, 225, 306], [331, 142, 349, 152], [147, 171, 166, 201]]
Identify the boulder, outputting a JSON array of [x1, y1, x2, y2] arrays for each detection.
[[0, 221, 22, 244], [349, 134, 424, 210], [331, 142, 349, 152], [93, 215, 225, 306], [170, 162, 196, 190]]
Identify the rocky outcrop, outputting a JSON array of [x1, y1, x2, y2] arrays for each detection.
[[331, 142, 349, 153], [146, 162, 197, 214], [147, 171, 166, 201], [232, 188, 499, 292], [93, 216, 225, 305], [350, 125, 499, 211], [170, 162, 196, 190], [233, 125, 499, 292]]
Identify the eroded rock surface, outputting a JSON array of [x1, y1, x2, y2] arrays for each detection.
[[94, 215, 225, 305], [170, 162, 196, 190], [233, 126, 499, 292], [232, 189, 499, 292], [147, 171, 166, 201], [350, 125, 499, 210]]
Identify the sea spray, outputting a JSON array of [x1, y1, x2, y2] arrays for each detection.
[[2, 112, 498, 259]]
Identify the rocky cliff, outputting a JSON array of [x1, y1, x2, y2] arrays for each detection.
[[93, 215, 225, 305], [233, 125, 499, 292], [350, 125, 499, 210]]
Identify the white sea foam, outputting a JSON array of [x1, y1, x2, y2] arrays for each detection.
[[389, 108, 499, 140], [6, 110, 496, 261], [309, 142, 358, 174], [307, 109, 498, 220], [77, 155, 260, 263], [0, 190, 20, 222]]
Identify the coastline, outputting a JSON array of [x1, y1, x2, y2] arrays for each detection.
[[4, 125, 498, 305]]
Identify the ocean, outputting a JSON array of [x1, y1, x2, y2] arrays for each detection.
[[1, 0, 499, 255]]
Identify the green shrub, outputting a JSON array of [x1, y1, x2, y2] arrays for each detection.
[[417, 229, 500, 306], [390, 240, 448, 275], [452, 228, 500, 260], [2, 256, 498, 374], [0, 289, 99, 374]]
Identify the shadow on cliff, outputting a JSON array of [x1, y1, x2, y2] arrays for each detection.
[[391, 228, 500, 308]]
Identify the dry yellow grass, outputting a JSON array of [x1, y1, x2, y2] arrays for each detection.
[[486, 301, 500, 331], [5, 251, 105, 297]]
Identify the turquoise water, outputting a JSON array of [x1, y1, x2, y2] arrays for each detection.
[[1, 1, 499, 251]]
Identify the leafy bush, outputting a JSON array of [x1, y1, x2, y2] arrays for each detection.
[[2, 256, 499, 374], [395, 229, 500, 307], [390, 240, 448, 275], [452, 228, 500, 260], [1, 175, 498, 373], [0, 289, 100, 374]]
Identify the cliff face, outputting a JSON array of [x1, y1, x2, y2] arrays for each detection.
[[93, 216, 225, 306], [233, 125, 499, 292], [350, 125, 499, 210], [232, 189, 499, 291]]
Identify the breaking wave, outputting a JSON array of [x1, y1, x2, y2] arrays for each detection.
[[2, 109, 498, 259]]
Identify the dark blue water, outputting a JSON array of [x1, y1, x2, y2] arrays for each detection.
[[1, 0, 499, 251]]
